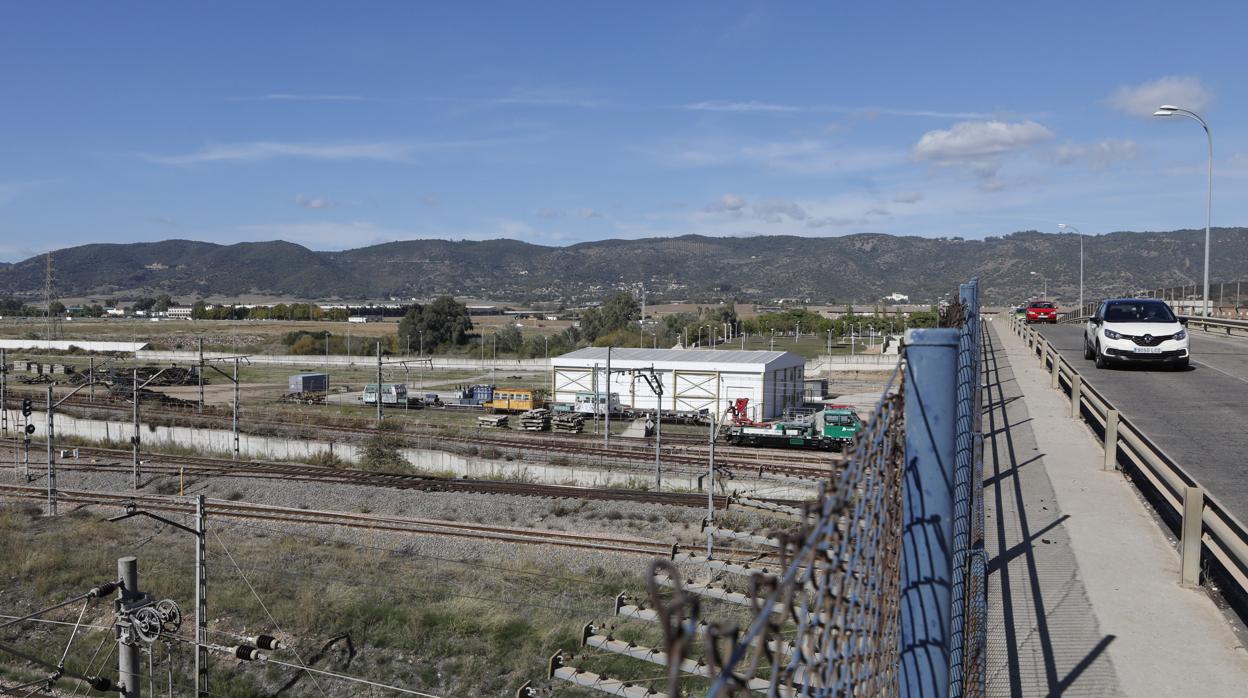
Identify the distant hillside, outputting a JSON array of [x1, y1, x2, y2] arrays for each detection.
[[2, 229, 1245, 305]]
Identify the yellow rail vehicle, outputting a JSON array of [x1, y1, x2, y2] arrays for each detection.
[[483, 388, 546, 414]]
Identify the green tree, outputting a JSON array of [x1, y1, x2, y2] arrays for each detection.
[[495, 325, 523, 354], [48, 301, 66, 316], [580, 292, 640, 342], [153, 294, 173, 313], [397, 297, 473, 353]]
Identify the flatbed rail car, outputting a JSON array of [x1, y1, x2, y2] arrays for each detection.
[[721, 399, 862, 451]]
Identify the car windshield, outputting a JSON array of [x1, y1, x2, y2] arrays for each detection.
[[1104, 302, 1176, 323], [1030, 302, 1054, 309]]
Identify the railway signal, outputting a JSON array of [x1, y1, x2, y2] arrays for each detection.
[[22, 398, 32, 417]]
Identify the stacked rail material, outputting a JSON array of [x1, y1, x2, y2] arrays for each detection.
[[519, 408, 551, 431], [278, 391, 326, 405], [478, 414, 509, 428], [551, 412, 584, 434]]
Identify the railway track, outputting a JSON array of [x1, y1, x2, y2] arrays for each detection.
[[6, 444, 776, 509], [1, 393, 844, 479], [0, 484, 783, 562]]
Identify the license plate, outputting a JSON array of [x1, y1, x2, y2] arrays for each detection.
[[1132, 346, 1162, 354]]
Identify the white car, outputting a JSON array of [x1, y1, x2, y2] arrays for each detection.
[[1084, 299, 1189, 369]]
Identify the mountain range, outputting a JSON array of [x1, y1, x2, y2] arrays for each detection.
[[1, 229, 1244, 306]]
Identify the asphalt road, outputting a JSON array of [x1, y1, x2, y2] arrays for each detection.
[[1034, 323, 1248, 522]]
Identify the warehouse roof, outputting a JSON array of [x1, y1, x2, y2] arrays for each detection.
[[554, 347, 802, 369]]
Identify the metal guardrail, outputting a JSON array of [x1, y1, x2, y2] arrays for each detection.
[[1176, 314, 1248, 339], [1010, 316, 1248, 601]]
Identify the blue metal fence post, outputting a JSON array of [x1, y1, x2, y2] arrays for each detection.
[[901, 327, 959, 698], [947, 280, 979, 696]]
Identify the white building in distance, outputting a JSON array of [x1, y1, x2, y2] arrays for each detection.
[[550, 347, 805, 420]]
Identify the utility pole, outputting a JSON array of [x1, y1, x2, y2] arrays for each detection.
[[195, 495, 207, 697], [634, 366, 665, 489], [1, 348, 6, 435], [706, 413, 716, 557], [132, 369, 140, 489], [46, 385, 55, 516], [376, 341, 383, 424], [89, 356, 95, 402], [604, 347, 611, 448], [116, 556, 142, 698], [232, 358, 240, 459], [639, 283, 645, 349], [197, 338, 204, 414]]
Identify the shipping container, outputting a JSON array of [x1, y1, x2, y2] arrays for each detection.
[[289, 373, 329, 394]]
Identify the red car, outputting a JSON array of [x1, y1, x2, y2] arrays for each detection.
[[1026, 300, 1058, 323]]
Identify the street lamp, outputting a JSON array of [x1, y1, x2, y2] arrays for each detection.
[[1030, 271, 1047, 299], [1154, 104, 1213, 316], [1058, 223, 1084, 315]]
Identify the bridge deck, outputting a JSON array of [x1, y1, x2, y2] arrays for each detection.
[[983, 320, 1248, 696], [1034, 322, 1248, 521]]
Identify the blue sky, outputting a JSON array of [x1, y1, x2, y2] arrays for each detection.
[[1, 2, 1245, 261]]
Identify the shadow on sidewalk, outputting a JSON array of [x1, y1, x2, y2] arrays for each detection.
[[981, 326, 1119, 697]]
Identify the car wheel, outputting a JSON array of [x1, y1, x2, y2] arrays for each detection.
[[1094, 343, 1109, 369], [1083, 338, 1095, 360]]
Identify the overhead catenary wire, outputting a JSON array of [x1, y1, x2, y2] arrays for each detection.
[[210, 528, 328, 698], [56, 600, 90, 669]]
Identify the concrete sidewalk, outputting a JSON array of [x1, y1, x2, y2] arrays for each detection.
[[983, 319, 1248, 697]]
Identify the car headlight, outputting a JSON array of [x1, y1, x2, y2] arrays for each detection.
[[1174, 329, 1187, 341], [1103, 329, 1122, 340]]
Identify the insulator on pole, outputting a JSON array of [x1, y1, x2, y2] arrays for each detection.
[[88, 581, 119, 598], [232, 645, 262, 661], [252, 634, 282, 650]]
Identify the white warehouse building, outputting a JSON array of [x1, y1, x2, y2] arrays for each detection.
[[550, 348, 805, 420]]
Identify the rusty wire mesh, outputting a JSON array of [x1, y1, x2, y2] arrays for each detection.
[[647, 363, 907, 696]]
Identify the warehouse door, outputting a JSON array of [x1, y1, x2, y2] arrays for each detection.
[[673, 370, 718, 414], [554, 368, 594, 399]]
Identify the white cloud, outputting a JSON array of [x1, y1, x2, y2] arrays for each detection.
[[913, 120, 1054, 164], [538, 208, 563, 219], [864, 207, 891, 217], [142, 141, 413, 165], [415, 195, 441, 207], [1106, 76, 1211, 117], [752, 199, 808, 223], [685, 100, 801, 113], [140, 138, 502, 165], [704, 194, 748, 213], [682, 101, 993, 119], [665, 138, 904, 175], [294, 193, 333, 209], [1054, 139, 1138, 169], [578, 208, 604, 219], [148, 216, 178, 226], [805, 216, 855, 229], [892, 191, 924, 204]]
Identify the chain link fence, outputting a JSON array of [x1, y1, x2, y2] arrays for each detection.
[[627, 280, 985, 697]]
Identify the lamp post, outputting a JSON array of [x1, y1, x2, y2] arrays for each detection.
[[1154, 104, 1213, 316], [1030, 271, 1047, 299], [1058, 223, 1084, 315]]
